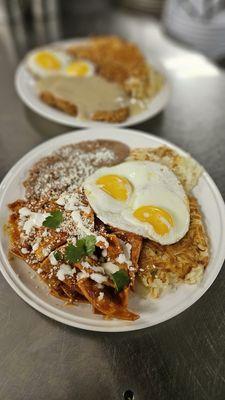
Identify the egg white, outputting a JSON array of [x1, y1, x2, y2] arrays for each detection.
[[84, 161, 190, 245]]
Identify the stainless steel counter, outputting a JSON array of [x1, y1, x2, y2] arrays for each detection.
[[0, 8, 224, 400]]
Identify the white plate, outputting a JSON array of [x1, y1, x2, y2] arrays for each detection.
[[15, 39, 170, 128], [0, 128, 225, 332]]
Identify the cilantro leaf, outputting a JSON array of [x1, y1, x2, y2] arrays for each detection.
[[65, 242, 85, 263], [43, 210, 63, 229], [112, 269, 130, 292], [65, 235, 96, 264], [54, 251, 62, 261], [84, 235, 96, 255]]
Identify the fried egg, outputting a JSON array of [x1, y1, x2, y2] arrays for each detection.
[[84, 161, 190, 245], [27, 49, 71, 78], [63, 60, 95, 77]]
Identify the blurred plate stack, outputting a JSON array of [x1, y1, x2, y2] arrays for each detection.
[[163, 0, 225, 59], [120, 0, 165, 16]]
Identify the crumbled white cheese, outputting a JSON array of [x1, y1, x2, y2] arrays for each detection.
[[49, 252, 58, 266], [91, 265, 105, 273], [119, 239, 131, 258], [102, 262, 119, 275], [102, 249, 107, 257], [42, 247, 51, 257], [56, 264, 76, 281], [90, 273, 107, 284], [19, 207, 50, 235], [21, 247, 29, 254], [96, 235, 109, 248], [80, 205, 91, 214], [118, 256, 132, 267], [19, 207, 32, 217], [77, 271, 90, 281], [71, 210, 108, 248], [32, 242, 39, 252], [31, 237, 41, 252], [80, 261, 91, 269], [125, 243, 132, 258], [56, 193, 79, 210], [98, 292, 104, 301], [71, 210, 83, 225], [117, 240, 132, 267], [116, 253, 127, 264], [71, 210, 93, 237], [63, 194, 79, 211], [56, 195, 66, 206]]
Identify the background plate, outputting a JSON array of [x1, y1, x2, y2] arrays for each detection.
[[0, 128, 224, 332], [15, 38, 170, 128]]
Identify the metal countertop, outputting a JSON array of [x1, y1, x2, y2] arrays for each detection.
[[0, 7, 224, 400]]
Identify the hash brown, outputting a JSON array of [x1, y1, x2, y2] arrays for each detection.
[[138, 196, 209, 298], [127, 145, 203, 192]]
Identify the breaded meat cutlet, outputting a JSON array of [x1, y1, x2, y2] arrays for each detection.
[[38, 81, 130, 123], [40, 91, 78, 116], [91, 107, 129, 123], [138, 196, 209, 298], [67, 35, 151, 99], [40, 89, 129, 123]]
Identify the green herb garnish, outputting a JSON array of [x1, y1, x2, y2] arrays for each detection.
[[54, 251, 62, 261], [43, 210, 63, 229], [65, 235, 96, 264], [84, 235, 96, 255], [65, 242, 85, 263], [112, 269, 130, 292]]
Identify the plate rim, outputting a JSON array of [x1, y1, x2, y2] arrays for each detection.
[[14, 37, 170, 128], [0, 127, 225, 332]]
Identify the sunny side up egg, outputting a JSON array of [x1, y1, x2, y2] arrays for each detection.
[[84, 161, 190, 245], [26, 49, 72, 78]]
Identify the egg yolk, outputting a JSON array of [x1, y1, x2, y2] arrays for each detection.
[[96, 175, 131, 201], [133, 206, 174, 235], [35, 51, 61, 70], [65, 61, 91, 77]]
